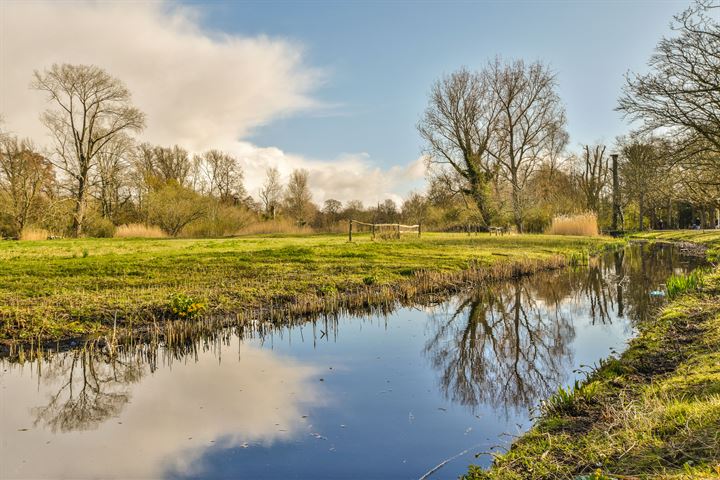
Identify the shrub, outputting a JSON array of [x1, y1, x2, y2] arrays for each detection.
[[83, 215, 116, 238], [114, 223, 167, 238], [19, 227, 49, 241], [148, 183, 208, 236], [183, 203, 254, 238], [547, 212, 599, 236]]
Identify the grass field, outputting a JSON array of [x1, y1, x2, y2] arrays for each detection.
[[467, 230, 720, 479], [0, 232, 619, 345]]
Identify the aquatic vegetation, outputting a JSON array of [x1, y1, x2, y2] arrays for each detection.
[[666, 270, 705, 298]]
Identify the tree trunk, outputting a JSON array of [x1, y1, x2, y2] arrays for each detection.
[[511, 171, 523, 233], [471, 189, 490, 227], [72, 174, 88, 237], [638, 194, 645, 231]]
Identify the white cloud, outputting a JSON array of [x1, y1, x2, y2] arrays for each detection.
[[1, 345, 325, 479], [0, 0, 425, 204], [233, 143, 427, 205]]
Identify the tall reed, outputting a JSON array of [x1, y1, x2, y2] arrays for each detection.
[[547, 213, 599, 237], [237, 218, 313, 235], [114, 224, 167, 238], [19, 228, 50, 241]]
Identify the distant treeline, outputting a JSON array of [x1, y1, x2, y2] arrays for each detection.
[[0, 2, 717, 239]]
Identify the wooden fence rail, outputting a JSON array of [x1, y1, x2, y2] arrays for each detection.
[[348, 219, 421, 241]]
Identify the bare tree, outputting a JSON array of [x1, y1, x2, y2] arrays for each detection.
[[322, 198, 342, 224], [32, 64, 145, 236], [283, 169, 314, 223], [576, 145, 609, 214], [134, 144, 192, 188], [95, 135, 133, 221], [0, 136, 54, 235], [401, 192, 429, 224], [487, 59, 568, 232], [618, 1, 720, 155], [259, 167, 283, 219], [619, 137, 663, 230], [198, 150, 246, 203], [418, 68, 500, 225]]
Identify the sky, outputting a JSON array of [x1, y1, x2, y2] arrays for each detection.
[[0, 0, 688, 205]]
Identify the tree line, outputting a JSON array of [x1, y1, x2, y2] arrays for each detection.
[[1, 1, 717, 239], [418, 1, 719, 232]]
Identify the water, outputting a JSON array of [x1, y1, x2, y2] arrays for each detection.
[[0, 243, 706, 479]]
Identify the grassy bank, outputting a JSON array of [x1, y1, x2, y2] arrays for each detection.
[[468, 231, 720, 479], [0, 233, 618, 346], [631, 230, 720, 261]]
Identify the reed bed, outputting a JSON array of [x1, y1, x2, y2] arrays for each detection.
[[114, 223, 167, 238], [19, 227, 50, 241], [547, 212, 599, 237], [237, 218, 314, 235]]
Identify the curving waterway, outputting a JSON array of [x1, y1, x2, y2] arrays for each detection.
[[0, 243, 707, 479]]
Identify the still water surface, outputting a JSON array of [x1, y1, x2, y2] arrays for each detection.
[[0, 244, 706, 479]]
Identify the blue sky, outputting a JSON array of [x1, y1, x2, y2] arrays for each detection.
[[2, 0, 689, 203], [187, 0, 684, 165]]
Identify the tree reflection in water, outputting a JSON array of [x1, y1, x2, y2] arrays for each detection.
[[423, 243, 707, 415], [32, 344, 145, 432], [424, 279, 574, 414]]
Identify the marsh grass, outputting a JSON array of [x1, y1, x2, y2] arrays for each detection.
[[114, 223, 166, 238], [547, 213, 599, 237], [237, 218, 313, 235], [19, 227, 50, 241]]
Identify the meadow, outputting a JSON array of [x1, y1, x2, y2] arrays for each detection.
[[0, 232, 619, 345]]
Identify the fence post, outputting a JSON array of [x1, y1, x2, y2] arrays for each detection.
[[418, 223, 422, 238], [371, 223, 376, 240], [396, 223, 400, 239], [348, 219, 353, 242]]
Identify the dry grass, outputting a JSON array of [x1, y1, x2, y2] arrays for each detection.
[[547, 212, 599, 237], [237, 218, 314, 235], [114, 223, 167, 239], [19, 228, 50, 241]]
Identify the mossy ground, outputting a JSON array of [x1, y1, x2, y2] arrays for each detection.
[[467, 231, 720, 480], [0, 232, 618, 344]]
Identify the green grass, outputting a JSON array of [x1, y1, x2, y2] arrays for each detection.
[[467, 232, 720, 480], [666, 270, 706, 299], [0, 232, 620, 344]]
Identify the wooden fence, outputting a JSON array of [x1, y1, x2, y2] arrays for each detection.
[[348, 219, 421, 241]]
